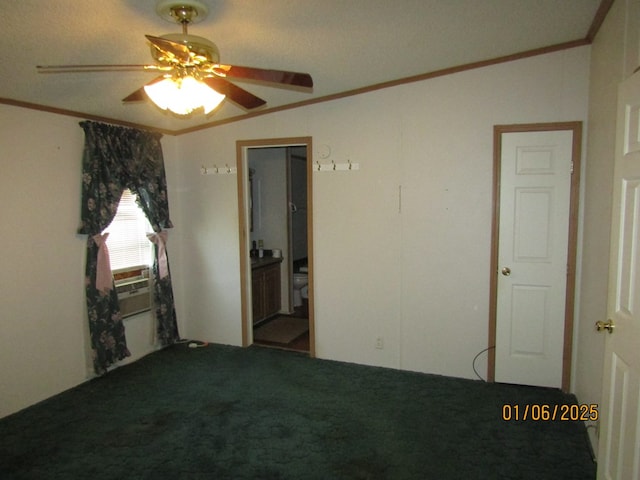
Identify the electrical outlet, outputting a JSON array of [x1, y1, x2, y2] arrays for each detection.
[[375, 337, 384, 349]]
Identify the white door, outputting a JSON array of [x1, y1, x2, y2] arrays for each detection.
[[495, 129, 574, 388], [597, 73, 640, 480]]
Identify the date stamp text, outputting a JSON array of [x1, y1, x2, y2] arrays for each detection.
[[502, 404, 598, 421]]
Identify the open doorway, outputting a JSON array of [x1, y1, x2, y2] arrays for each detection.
[[236, 137, 315, 356]]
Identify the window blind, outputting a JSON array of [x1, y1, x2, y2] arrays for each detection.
[[103, 189, 153, 271]]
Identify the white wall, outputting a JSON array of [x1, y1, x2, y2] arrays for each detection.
[[0, 105, 180, 418], [174, 46, 591, 377]]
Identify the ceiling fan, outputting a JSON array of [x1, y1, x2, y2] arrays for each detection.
[[36, 0, 313, 115]]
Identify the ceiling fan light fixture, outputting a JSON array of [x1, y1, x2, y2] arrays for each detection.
[[144, 75, 225, 115]]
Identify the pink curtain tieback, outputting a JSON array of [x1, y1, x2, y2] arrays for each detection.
[[147, 230, 169, 279], [93, 233, 113, 294]]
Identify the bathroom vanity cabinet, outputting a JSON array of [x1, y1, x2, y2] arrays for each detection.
[[251, 258, 282, 324]]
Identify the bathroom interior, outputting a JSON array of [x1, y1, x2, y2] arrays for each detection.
[[248, 145, 309, 352]]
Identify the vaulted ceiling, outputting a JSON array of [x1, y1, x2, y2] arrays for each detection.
[[0, 0, 605, 134]]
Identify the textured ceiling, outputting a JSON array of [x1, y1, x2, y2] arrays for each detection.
[[0, 0, 603, 134]]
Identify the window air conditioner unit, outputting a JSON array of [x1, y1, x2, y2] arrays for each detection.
[[114, 267, 151, 318]]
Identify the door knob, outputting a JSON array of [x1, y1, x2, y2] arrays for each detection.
[[595, 319, 615, 334], [501, 267, 511, 276]]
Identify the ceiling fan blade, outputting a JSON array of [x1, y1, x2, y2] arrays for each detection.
[[214, 65, 313, 88], [203, 77, 266, 110], [122, 76, 166, 103], [122, 87, 148, 103], [145, 35, 192, 63], [37, 64, 158, 73]]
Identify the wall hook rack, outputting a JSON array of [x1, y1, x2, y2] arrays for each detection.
[[201, 164, 237, 175], [314, 160, 360, 172]]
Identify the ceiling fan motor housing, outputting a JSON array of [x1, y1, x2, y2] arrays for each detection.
[[152, 1, 219, 67], [151, 33, 220, 67]]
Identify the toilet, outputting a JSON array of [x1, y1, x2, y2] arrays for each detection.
[[292, 272, 308, 307]]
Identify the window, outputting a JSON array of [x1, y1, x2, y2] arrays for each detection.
[[103, 189, 153, 271]]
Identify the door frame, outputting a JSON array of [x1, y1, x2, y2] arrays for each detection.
[[487, 122, 582, 391], [236, 136, 315, 357]]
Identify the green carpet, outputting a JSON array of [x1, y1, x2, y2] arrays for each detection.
[[0, 343, 595, 479]]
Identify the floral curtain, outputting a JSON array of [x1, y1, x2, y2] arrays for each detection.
[[78, 121, 179, 375]]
